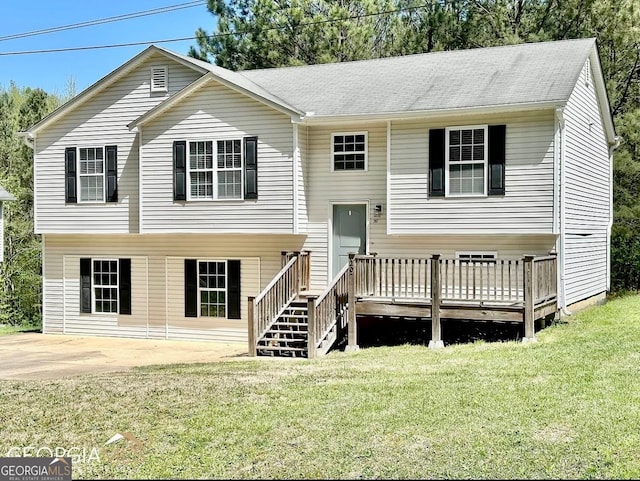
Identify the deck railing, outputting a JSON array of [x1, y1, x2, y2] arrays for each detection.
[[307, 262, 350, 358], [439, 258, 524, 304], [532, 255, 557, 304], [353, 255, 432, 299], [248, 251, 310, 356]]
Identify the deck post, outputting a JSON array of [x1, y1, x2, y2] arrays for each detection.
[[248, 296, 257, 356], [429, 254, 444, 349], [345, 253, 359, 352], [307, 296, 317, 359], [523, 255, 537, 343]]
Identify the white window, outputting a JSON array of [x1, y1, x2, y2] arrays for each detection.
[[446, 126, 487, 196], [456, 252, 497, 264], [332, 132, 367, 171], [199, 261, 226, 317], [79, 147, 105, 202], [93, 259, 118, 313], [151, 66, 168, 92], [188, 140, 243, 200]]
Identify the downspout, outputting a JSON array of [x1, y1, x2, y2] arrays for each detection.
[[292, 122, 299, 235], [607, 135, 621, 291], [555, 107, 570, 316]]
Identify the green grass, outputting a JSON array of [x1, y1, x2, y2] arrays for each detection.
[[0, 324, 40, 335], [2, 295, 640, 479]]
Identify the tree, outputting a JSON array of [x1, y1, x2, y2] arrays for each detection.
[[0, 83, 59, 326]]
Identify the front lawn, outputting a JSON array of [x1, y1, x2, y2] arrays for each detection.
[[1, 295, 640, 479]]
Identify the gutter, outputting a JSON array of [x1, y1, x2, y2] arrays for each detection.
[[17, 131, 35, 149]]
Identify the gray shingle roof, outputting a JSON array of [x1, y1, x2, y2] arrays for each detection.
[[239, 38, 596, 117]]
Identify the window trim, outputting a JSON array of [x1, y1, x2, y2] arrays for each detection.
[[197, 259, 228, 318], [77, 146, 106, 203], [331, 131, 368, 172], [445, 125, 488, 197], [185, 138, 245, 201], [91, 258, 119, 315]]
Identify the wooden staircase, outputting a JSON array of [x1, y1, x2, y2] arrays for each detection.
[[257, 300, 309, 357], [249, 251, 350, 359]]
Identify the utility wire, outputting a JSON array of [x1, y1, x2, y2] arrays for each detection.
[[0, 0, 205, 42], [0, 4, 429, 56]]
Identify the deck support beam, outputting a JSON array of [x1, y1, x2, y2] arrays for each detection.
[[307, 296, 317, 359], [429, 254, 444, 349], [345, 253, 359, 352], [523, 255, 537, 343], [248, 296, 257, 357]]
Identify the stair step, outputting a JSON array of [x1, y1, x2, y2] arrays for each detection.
[[263, 329, 308, 336], [257, 345, 307, 352]]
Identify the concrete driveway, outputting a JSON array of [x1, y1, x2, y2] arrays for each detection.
[[0, 333, 248, 381]]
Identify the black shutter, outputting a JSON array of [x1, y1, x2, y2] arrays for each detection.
[[106, 145, 118, 202], [184, 259, 198, 317], [227, 260, 241, 320], [80, 258, 92, 313], [65, 147, 77, 203], [429, 129, 445, 197], [488, 125, 506, 195], [173, 141, 187, 201], [244, 136, 258, 200], [119, 258, 131, 315]]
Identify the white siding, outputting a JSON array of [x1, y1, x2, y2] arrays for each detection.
[[34, 53, 202, 234], [43, 233, 305, 342], [300, 121, 557, 289], [140, 80, 295, 233], [388, 111, 556, 234], [562, 60, 611, 304]]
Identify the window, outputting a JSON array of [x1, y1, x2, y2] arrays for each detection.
[[93, 259, 118, 313], [65, 146, 117, 204], [446, 126, 487, 196], [184, 259, 241, 319], [187, 140, 243, 200], [199, 261, 226, 317], [151, 66, 168, 92], [332, 132, 367, 171], [79, 147, 104, 202], [456, 252, 497, 264], [80, 258, 131, 315]]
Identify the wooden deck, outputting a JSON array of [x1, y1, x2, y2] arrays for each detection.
[[347, 254, 557, 349], [249, 252, 557, 357]]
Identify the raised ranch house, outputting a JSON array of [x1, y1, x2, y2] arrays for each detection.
[[21, 38, 616, 357]]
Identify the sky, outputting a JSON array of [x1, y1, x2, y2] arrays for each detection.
[[0, 0, 215, 96]]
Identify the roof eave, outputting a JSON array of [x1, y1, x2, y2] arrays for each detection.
[[129, 72, 304, 130], [300, 101, 564, 125], [589, 46, 617, 145], [25, 45, 209, 136]]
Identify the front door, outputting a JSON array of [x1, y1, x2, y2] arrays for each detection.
[[332, 204, 367, 278]]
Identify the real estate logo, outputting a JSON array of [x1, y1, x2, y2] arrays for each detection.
[[0, 457, 72, 481]]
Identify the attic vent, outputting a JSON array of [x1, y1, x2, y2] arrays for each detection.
[[151, 66, 168, 92], [585, 58, 591, 87]]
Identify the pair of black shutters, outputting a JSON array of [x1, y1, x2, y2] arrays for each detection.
[[173, 137, 258, 201], [65, 146, 118, 203], [184, 260, 241, 319], [428, 125, 506, 197], [80, 258, 131, 315]]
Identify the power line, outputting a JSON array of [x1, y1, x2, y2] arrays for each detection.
[[0, 1, 205, 43], [0, 4, 429, 57]]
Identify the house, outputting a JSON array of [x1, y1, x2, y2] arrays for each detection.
[[0, 183, 15, 262], [21, 38, 616, 356]]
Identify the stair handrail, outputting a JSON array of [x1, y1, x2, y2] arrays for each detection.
[[249, 255, 300, 355], [309, 262, 351, 356]]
